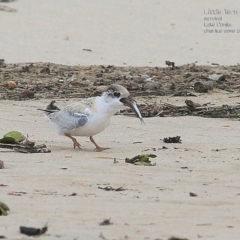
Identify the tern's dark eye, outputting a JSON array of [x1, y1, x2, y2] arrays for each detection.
[[113, 91, 120, 97]]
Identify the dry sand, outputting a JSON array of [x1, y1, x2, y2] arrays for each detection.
[[1, 0, 240, 66], [1, 1, 240, 240], [1, 95, 240, 240]]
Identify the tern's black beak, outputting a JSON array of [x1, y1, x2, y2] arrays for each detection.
[[120, 97, 145, 124]]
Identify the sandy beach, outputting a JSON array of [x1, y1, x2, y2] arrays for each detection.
[[1, 94, 240, 240], [1, 0, 240, 66], [1, 1, 240, 240]]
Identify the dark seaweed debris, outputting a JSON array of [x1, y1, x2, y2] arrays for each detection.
[[1, 61, 240, 101], [163, 136, 182, 143]]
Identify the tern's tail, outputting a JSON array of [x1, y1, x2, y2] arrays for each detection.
[[37, 108, 59, 117], [38, 100, 60, 117]]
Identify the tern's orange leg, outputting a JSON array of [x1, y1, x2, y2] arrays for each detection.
[[65, 133, 81, 149], [90, 136, 110, 152]]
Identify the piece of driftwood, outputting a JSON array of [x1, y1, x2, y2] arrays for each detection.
[[194, 81, 215, 93], [120, 98, 240, 118], [0, 142, 51, 153], [173, 91, 197, 97], [202, 105, 240, 118]]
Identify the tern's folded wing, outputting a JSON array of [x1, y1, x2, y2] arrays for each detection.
[[49, 111, 89, 131]]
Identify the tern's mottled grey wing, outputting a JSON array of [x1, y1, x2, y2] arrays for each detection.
[[49, 111, 89, 131]]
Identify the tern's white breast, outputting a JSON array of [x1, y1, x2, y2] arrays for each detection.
[[64, 96, 121, 137]]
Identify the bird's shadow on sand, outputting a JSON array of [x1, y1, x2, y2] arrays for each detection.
[[48, 144, 112, 153]]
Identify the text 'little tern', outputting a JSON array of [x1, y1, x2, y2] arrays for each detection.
[[39, 84, 144, 151]]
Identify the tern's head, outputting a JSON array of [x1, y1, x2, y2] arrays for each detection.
[[104, 84, 144, 124]]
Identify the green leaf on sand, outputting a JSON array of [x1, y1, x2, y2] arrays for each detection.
[[0, 201, 10, 216], [125, 154, 157, 166], [0, 131, 26, 144]]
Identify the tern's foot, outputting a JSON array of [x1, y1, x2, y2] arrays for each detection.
[[89, 136, 110, 152], [73, 140, 81, 149], [64, 133, 81, 150], [94, 146, 110, 152]]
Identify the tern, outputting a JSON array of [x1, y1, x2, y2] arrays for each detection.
[[39, 84, 144, 151]]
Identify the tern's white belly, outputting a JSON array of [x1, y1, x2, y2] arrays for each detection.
[[64, 114, 111, 137]]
